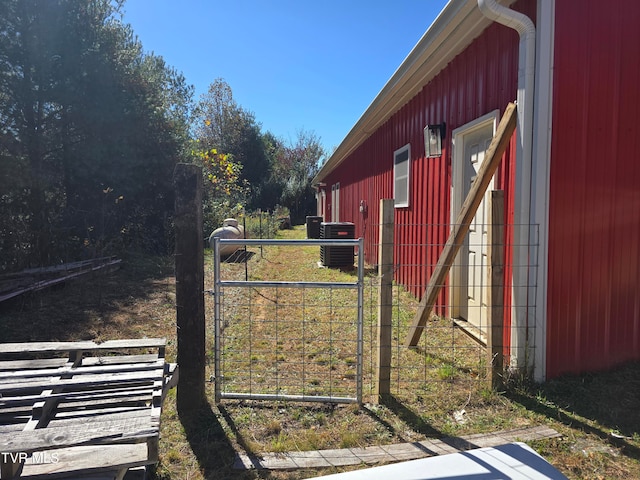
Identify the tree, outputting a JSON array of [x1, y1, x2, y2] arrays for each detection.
[[271, 130, 325, 223], [193, 79, 326, 223], [193, 79, 269, 204], [0, 0, 73, 268], [190, 144, 248, 235], [253, 130, 285, 208], [0, 0, 193, 270]]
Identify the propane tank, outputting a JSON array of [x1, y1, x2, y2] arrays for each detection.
[[209, 218, 245, 257]]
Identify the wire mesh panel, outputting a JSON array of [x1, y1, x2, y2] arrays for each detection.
[[212, 238, 364, 404], [372, 222, 539, 407], [209, 222, 538, 411]]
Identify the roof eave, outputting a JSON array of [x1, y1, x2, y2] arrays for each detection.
[[313, 0, 507, 185]]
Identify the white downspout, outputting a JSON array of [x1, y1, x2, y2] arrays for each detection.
[[477, 0, 536, 376]]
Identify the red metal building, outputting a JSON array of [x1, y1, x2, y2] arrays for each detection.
[[312, 0, 640, 380]]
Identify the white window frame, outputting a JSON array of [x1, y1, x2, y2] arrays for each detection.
[[393, 144, 411, 208]]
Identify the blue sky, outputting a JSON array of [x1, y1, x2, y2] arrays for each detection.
[[121, 1, 449, 152]]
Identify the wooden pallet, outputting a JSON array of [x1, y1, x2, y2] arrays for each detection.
[[0, 339, 178, 479]]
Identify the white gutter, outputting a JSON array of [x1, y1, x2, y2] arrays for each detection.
[[477, 0, 536, 377]]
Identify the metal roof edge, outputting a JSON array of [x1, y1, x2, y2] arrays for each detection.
[[313, 0, 511, 184]]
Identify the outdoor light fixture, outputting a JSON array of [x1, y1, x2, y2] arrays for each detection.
[[424, 123, 446, 157]]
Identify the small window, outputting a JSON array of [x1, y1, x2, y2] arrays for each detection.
[[393, 144, 411, 208]]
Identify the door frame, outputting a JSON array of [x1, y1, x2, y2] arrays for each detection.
[[449, 110, 500, 324]]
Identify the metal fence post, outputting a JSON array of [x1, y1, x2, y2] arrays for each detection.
[[213, 237, 222, 403]]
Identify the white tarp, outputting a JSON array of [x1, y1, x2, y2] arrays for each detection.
[[308, 442, 567, 480]]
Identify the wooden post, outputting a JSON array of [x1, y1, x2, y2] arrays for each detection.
[[173, 163, 206, 412], [487, 190, 505, 390], [375, 199, 394, 402], [1, 460, 23, 480], [405, 102, 517, 347]]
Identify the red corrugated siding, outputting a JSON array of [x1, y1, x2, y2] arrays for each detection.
[[547, 0, 640, 377], [323, 3, 528, 332]]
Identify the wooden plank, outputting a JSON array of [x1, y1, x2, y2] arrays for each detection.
[[147, 384, 163, 463], [232, 425, 561, 470], [1, 458, 23, 479], [0, 257, 118, 281], [19, 443, 150, 478], [0, 368, 165, 394], [55, 398, 151, 413], [0, 366, 163, 389], [487, 191, 505, 390], [80, 354, 161, 366], [46, 409, 156, 427], [452, 319, 487, 346], [0, 358, 68, 371], [0, 358, 165, 381], [164, 363, 179, 394], [0, 341, 96, 355], [0, 338, 165, 355], [147, 436, 159, 464], [1, 386, 155, 408], [0, 353, 162, 372], [405, 102, 517, 347], [150, 381, 163, 419], [24, 359, 76, 433], [52, 407, 154, 422], [0, 407, 33, 420], [0, 415, 158, 453], [0, 259, 122, 303], [30, 260, 122, 295], [29, 394, 56, 428], [95, 339, 166, 351], [2, 404, 159, 432]]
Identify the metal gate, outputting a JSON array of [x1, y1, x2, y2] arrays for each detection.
[[212, 237, 364, 404]]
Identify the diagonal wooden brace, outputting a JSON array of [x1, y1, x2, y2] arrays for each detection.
[[405, 102, 517, 347]]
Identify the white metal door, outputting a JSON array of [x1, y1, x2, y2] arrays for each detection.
[[331, 182, 340, 222], [461, 128, 493, 331], [317, 189, 326, 218], [331, 185, 335, 221]]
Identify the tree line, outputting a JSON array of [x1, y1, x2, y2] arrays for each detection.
[[0, 0, 325, 273]]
